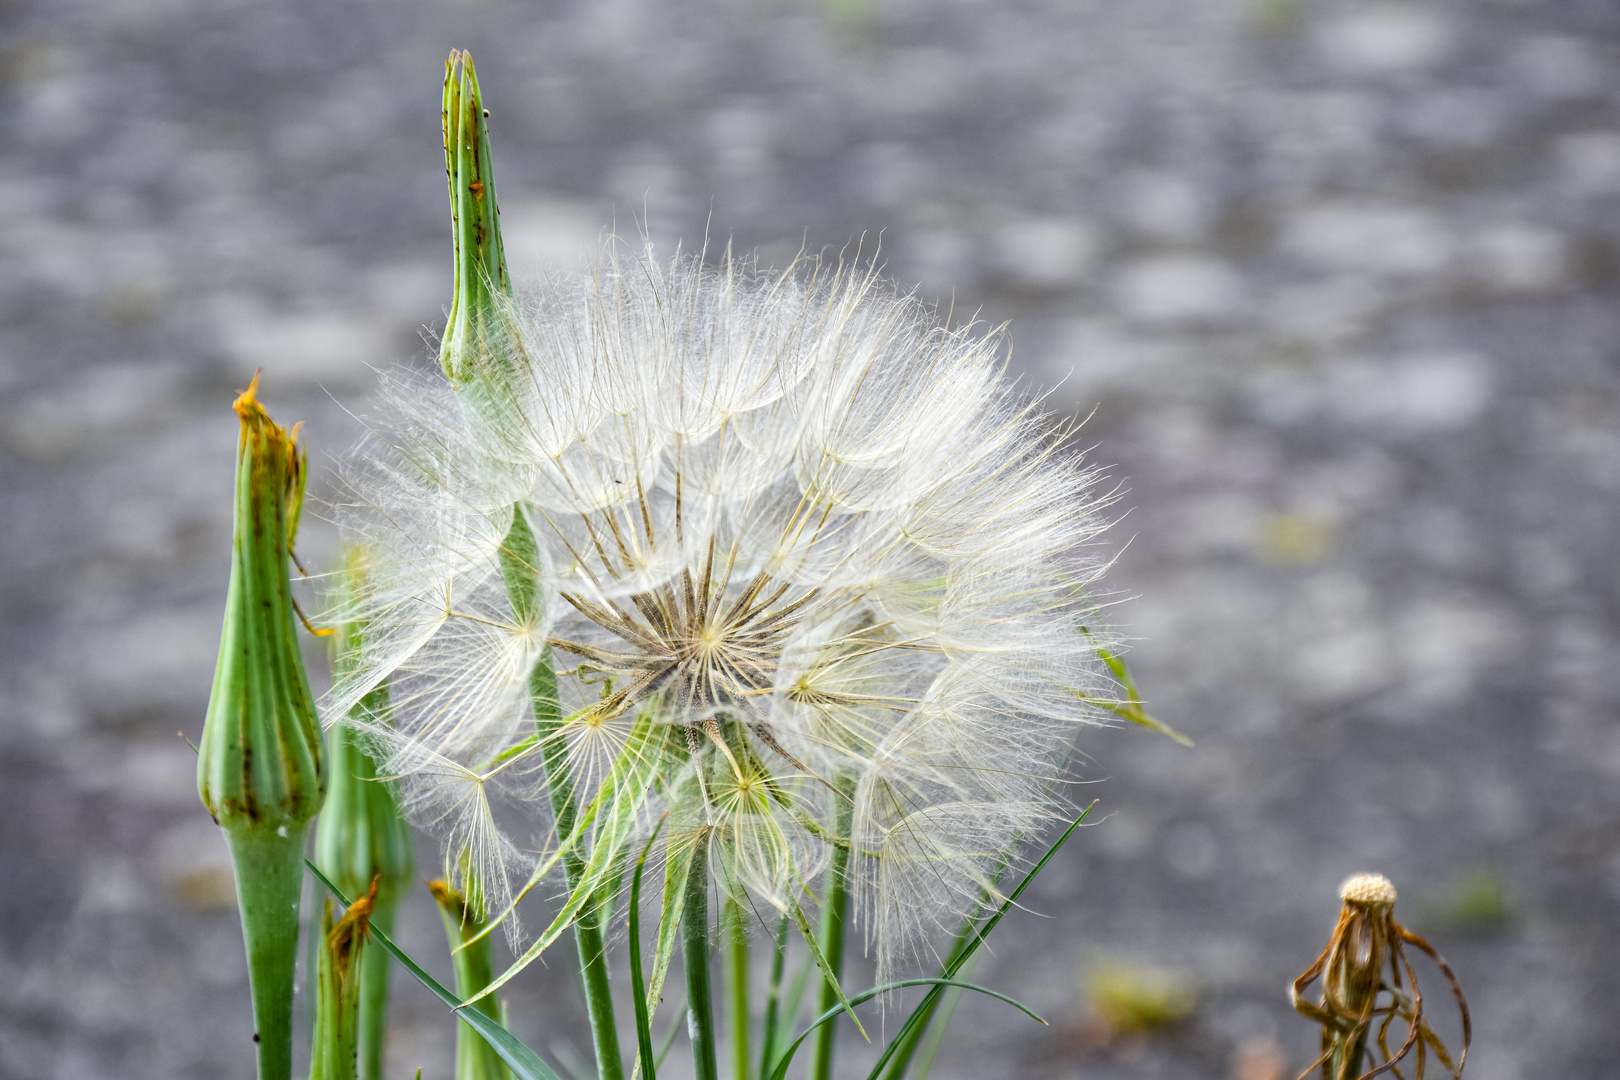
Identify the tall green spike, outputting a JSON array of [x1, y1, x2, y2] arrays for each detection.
[[439, 49, 511, 386]]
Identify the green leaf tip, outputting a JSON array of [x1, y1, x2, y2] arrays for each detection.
[[440, 49, 512, 386]]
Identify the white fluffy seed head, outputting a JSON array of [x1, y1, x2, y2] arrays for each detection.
[[327, 241, 1121, 974]]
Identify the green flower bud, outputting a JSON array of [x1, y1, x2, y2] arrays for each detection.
[[198, 373, 327, 1080], [439, 49, 511, 388]]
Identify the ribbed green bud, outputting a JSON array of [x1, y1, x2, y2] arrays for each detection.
[[309, 884, 376, 1080], [198, 373, 327, 1080], [439, 49, 512, 388], [316, 546, 415, 1080]]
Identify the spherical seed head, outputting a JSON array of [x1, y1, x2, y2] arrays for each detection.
[[333, 243, 1123, 974], [1339, 872, 1397, 906]]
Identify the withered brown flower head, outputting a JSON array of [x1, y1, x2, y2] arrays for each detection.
[[1291, 873, 1470, 1080]]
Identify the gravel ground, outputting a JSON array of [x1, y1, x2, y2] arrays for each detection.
[[2, 1, 1618, 1078]]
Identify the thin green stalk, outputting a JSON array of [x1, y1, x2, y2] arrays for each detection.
[[315, 669, 413, 1080], [356, 907, 397, 1080], [629, 826, 664, 1080], [881, 722, 1097, 1080], [226, 829, 310, 1080], [723, 898, 750, 1080], [503, 508, 626, 1080], [756, 915, 790, 1080], [682, 841, 718, 1080], [308, 862, 566, 1080], [806, 780, 854, 1080], [431, 877, 511, 1080]]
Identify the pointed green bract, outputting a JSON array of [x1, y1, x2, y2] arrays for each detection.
[[310, 888, 375, 1080], [198, 375, 327, 1080], [465, 714, 668, 1006], [650, 829, 697, 1018], [316, 547, 415, 1080], [439, 49, 511, 386]]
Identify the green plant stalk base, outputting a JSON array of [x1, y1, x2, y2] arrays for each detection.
[[225, 823, 311, 1080], [358, 904, 396, 1080], [683, 843, 718, 1080]]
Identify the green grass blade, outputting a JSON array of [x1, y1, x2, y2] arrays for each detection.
[[867, 802, 1095, 1080], [306, 861, 565, 1080], [629, 821, 667, 1080], [765, 979, 1045, 1080]]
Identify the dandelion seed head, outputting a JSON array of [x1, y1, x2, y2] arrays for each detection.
[[329, 240, 1120, 976]]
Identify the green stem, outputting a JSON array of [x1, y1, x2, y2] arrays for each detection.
[[508, 505, 626, 1080], [225, 825, 310, 1080], [757, 915, 790, 1080], [683, 842, 718, 1080], [807, 783, 854, 1080], [357, 905, 396, 1080], [432, 882, 510, 1080], [723, 898, 750, 1080], [1330, 1024, 1368, 1080], [532, 653, 625, 1080]]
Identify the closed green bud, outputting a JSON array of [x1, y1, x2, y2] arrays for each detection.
[[316, 545, 415, 1080], [439, 49, 512, 388], [198, 373, 327, 1080]]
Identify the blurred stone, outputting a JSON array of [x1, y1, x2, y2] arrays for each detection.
[[152, 819, 236, 910], [1120, 170, 1210, 242], [1228, 1037, 1288, 1080], [1329, 351, 1494, 432], [1115, 255, 1246, 323], [1282, 202, 1453, 276], [1315, 5, 1451, 77], [988, 214, 1100, 291], [1514, 35, 1607, 102], [212, 295, 395, 388], [1465, 223, 1567, 294], [499, 196, 604, 274], [1164, 821, 1219, 879], [1557, 132, 1620, 197]]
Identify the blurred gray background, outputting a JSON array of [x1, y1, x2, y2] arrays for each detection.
[[2, 0, 1618, 1077]]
